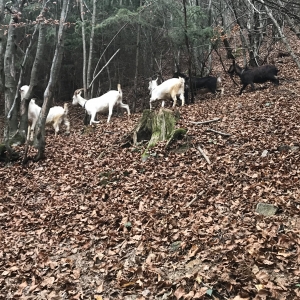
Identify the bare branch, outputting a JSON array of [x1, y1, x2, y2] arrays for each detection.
[[190, 118, 221, 125], [88, 48, 120, 90], [197, 145, 211, 164], [206, 128, 231, 137]]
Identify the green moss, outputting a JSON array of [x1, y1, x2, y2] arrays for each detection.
[[166, 128, 187, 149], [133, 108, 187, 159], [133, 109, 154, 144], [148, 108, 178, 148]]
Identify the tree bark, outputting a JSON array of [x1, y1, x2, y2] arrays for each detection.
[[18, 19, 46, 142], [133, 0, 142, 113], [183, 0, 194, 104], [87, 0, 96, 98], [34, 0, 70, 161], [4, 17, 18, 139], [0, 0, 5, 93], [79, 0, 87, 98]]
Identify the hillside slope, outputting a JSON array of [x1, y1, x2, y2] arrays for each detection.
[[1, 54, 300, 299]]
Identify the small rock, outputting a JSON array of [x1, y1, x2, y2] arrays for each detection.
[[256, 203, 278, 216], [277, 145, 290, 152], [169, 241, 182, 252], [261, 150, 268, 157]]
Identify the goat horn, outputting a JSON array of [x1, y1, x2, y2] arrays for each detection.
[[74, 88, 84, 95]]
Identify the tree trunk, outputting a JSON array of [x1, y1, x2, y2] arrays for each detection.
[[19, 21, 46, 142], [207, 0, 212, 72], [132, 0, 142, 113], [132, 108, 186, 160], [4, 17, 18, 140], [183, 0, 194, 104], [87, 0, 96, 98], [2, 14, 20, 160], [79, 0, 87, 98], [0, 0, 5, 93], [34, 0, 70, 161]]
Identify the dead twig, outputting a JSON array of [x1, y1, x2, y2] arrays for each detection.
[[185, 190, 205, 207], [207, 128, 231, 137], [281, 87, 300, 97], [197, 145, 211, 164], [190, 118, 221, 125]]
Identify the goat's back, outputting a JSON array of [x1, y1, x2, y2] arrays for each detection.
[[46, 106, 65, 123], [191, 76, 217, 86], [28, 100, 41, 121], [154, 78, 184, 93], [85, 90, 121, 113], [242, 65, 279, 83]]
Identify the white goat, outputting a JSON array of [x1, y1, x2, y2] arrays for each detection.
[[20, 85, 70, 140], [149, 77, 185, 110], [72, 84, 130, 124]]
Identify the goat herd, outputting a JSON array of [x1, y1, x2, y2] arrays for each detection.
[[19, 61, 279, 140]]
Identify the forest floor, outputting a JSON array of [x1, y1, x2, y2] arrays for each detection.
[[1, 49, 300, 299]]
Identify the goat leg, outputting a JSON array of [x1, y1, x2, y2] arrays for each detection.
[[239, 84, 248, 95]]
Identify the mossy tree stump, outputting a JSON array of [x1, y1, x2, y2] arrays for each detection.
[[0, 131, 25, 162], [133, 108, 187, 159]]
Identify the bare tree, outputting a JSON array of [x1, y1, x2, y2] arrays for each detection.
[[86, 0, 96, 98], [183, 0, 194, 104], [260, 0, 300, 69], [4, 14, 18, 140], [0, 0, 5, 93], [223, 0, 300, 68], [19, 1, 50, 143], [79, 0, 87, 98], [132, 0, 143, 113], [34, 0, 70, 161]]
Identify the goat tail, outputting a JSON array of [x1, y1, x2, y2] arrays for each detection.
[[117, 84, 123, 100], [63, 103, 70, 134], [117, 83, 122, 94], [63, 103, 69, 115]]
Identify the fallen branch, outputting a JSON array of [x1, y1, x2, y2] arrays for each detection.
[[281, 87, 300, 97], [186, 190, 205, 207], [207, 128, 231, 137], [197, 145, 211, 164], [190, 118, 221, 125]]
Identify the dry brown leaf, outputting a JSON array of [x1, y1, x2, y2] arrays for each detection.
[[174, 286, 186, 299]]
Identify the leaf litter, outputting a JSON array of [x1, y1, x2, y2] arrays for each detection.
[[1, 54, 300, 299]]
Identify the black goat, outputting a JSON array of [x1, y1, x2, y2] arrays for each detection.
[[173, 72, 224, 103], [228, 61, 279, 95]]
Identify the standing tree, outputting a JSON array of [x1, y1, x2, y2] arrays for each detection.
[[0, 0, 5, 93], [86, 0, 97, 98], [3, 3, 20, 160], [18, 2, 48, 144], [79, 0, 87, 98], [132, 0, 143, 113], [34, 0, 70, 161]]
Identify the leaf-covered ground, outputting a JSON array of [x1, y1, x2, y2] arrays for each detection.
[[1, 53, 300, 299]]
